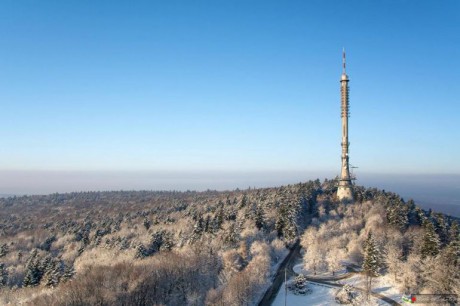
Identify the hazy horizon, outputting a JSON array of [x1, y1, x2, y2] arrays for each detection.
[[1, 170, 459, 217]]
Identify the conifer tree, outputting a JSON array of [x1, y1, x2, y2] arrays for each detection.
[[448, 221, 459, 244], [362, 232, 380, 299], [214, 207, 224, 231], [204, 215, 211, 233], [23, 249, 41, 287], [386, 201, 409, 231], [0, 263, 7, 287], [62, 263, 75, 282], [192, 215, 204, 241], [143, 218, 151, 230], [135, 243, 149, 259], [240, 194, 248, 208], [432, 213, 448, 245], [224, 222, 239, 245], [0, 243, 8, 258], [42, 258, 62, 287], [150, 230, 164, 253], [160, 230, 174, 251], [412, 206, 426, 226], [421, 221, 440, 258], [275, 207, 286, 238], [40, 236, 56, 251], [254, 204, 266, 231], [443, 238, 460, 267]]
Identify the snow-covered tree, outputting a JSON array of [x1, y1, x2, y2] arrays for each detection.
[[135, 243, 149, 259], [288, 274, 311, 295], [213, 206, 224, 232], [0, 263, 7, 287], [424, 239, 460, 296], [448, 221, 459, 243], [143, 218, 151, 230], [275, 202, 299, 242], [204, 215, 211, 233], [432, 213, 449, 245], [400, 253, 420, 293], [160, 230, 174, 251], [385, 244, 403, 282], [421, 221, 440, 258], [0, 244, 8, 258], [224, 222, 239, 245], [362, 232, 380, 298], [42, 258, 62, 287], [192, 215, 204, 241], [326, 248, 345, 275], [62, 263, 75, 282], [303, 243, 326, 275], [301, 227, 326, 274], [23, 249, 42, 287], [239, 194, 248, 208], [335, 284, 358, 304], [150, 230, 164, 253], [386, 200, 409, 231], [254, 204, 266, 231]]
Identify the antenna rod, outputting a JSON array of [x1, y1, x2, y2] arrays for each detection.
[[342, 48, 346, 74]]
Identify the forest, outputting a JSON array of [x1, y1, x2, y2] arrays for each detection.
[[301, 185, 460, 304], [0, 179, 458, 305]]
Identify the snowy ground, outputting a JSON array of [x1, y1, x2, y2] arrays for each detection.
[[273, 263, 403, 305], [271, 279, 389, 306], [271, 280, 338, 306], [273, 252, 403, 305], [337, 273, 402, 304]]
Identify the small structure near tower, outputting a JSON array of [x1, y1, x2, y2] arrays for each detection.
[[337, 49, 354, 201]]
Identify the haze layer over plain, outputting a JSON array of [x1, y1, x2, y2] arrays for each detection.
[[1, 170, 459, 217]]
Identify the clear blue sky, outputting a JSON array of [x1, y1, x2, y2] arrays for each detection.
[[1, 0, 459, 185]]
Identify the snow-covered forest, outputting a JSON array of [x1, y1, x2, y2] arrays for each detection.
[[0, 181, 321, 305], [0, 179, 458, 305], [300, 184, 460, 304]]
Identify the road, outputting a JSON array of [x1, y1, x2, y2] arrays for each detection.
[[258, 240, 301, 306], [259, 242, 402, 306]]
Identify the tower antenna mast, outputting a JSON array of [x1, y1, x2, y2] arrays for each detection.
[[337, 49, 354, 201]]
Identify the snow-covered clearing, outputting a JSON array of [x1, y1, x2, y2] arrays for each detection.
[[338, 273, 402, 304], [273, 262, 403, 305], [271, 278, 390, 306], [271, 280, 338, 306]]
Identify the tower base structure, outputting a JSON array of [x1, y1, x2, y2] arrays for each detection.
[[337, 181, 353, 202]]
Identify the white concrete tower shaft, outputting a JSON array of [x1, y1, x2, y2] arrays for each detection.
[[337, 49, 354, 201]]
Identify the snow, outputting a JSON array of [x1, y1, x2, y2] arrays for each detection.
[[273, 266, 404, 305], [273, 245, 404, 305], [271, 280, 339, 306], [272, 280, 391, 305], [337, 273, 401, 303]]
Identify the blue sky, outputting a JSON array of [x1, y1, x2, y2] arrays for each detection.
[[0, 1, 459, 192]]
